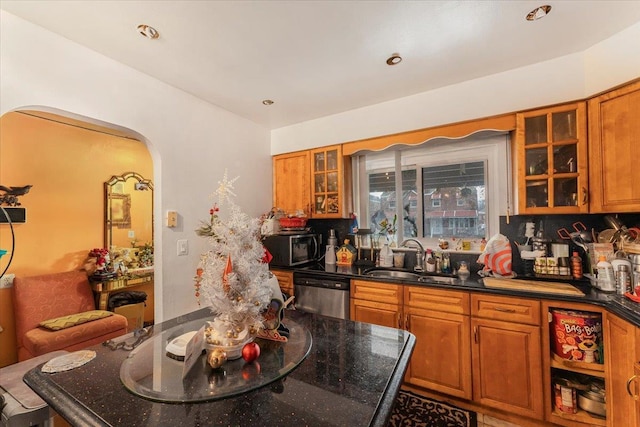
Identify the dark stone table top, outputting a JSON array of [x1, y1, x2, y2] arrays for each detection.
[[24, 308, 416, 427]]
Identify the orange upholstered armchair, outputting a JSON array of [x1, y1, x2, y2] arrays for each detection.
[[13, 270, 128, 361]]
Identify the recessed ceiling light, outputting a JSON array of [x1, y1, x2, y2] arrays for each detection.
[[526, 5, 552, 21], [262, 99, 274, 106], [137, 24, 159, 39], [386, 53, 402, 66]]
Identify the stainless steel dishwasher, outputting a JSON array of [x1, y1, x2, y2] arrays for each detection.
[[293, 270, 350, 320]]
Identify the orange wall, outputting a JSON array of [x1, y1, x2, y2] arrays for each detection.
[[0, 112, 152, 367], [0, 112, 153, 276]]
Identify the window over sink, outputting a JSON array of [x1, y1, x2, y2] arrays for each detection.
[[352, 131, 510, 250]]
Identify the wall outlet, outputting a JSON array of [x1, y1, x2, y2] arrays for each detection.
[[177, 239, 188, 256], [167, 211, 178, 228], [128, 230, 135, 238]]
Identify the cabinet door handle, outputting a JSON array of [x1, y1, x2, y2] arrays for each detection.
[[404, 314, 409, 331], [494, 307, 516, 313], [473, 326, 479, 344], [582, 187, 588, 205], [627, 375, 639, 399]]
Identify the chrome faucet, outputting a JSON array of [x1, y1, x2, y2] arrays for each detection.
[[400, 238, 426, 272]]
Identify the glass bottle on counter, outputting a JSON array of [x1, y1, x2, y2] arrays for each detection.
[[596, 256, 615, 292], [442, 253, 451, 274], [571, 251, 583, 279], [616, 264, 631, 295], [425, 249, 436, 273]]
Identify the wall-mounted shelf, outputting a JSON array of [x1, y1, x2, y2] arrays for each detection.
[[0, 207, 26, 223]]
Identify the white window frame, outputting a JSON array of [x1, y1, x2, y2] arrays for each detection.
[[352, 132, 510, 252]]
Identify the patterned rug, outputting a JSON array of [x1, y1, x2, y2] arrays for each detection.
[[389, 390, 477, 427]]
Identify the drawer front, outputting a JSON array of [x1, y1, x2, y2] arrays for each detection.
[[471, 294, 540, 325], [405, 286, 470, 315], [270, 269, 294, 294], [351, 280, 402, 305], [351, 298, 403, 329]]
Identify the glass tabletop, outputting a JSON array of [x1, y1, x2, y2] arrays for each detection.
[[120, 316, 312, 403]]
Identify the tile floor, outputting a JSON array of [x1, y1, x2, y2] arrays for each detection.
[[477, 413, 523, 427]]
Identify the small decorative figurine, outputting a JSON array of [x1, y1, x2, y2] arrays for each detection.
[[0, 185, 33, 206]]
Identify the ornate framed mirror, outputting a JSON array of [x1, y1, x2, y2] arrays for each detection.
[[105, 172, 153, 252]]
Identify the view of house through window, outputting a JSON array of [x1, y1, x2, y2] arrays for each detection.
[[423, 161, 485, 238]]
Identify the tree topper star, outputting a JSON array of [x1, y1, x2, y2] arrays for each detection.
[[215, 170, 239, 203]]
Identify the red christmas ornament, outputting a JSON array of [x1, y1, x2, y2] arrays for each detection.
[[242, 342, 261, 363]]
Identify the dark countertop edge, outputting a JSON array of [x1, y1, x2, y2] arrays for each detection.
[[24, 367, 109, 427], [22, 312, 416, 427], [369, 332, 416, 427], [283, 267, 640, 327]]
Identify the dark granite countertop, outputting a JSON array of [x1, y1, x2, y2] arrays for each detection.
[[24, 309, 415, 427], [288, 263, 640, 327]]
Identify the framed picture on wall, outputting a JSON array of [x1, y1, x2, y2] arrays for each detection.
[[110, 193, 131, 228]]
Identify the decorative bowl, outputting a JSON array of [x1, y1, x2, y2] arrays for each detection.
[[203, 319, 254, 360], [279, 217, 307, 229], [205, 335, 253, 360]]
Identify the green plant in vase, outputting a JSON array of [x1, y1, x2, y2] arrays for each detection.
[[379, 214, 398, 247]]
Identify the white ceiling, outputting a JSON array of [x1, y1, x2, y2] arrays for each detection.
[[2, 1, 640, 130]]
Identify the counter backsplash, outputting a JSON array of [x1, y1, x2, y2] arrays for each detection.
[[307, 213, 640, 277], [500, 213, 640, 277]]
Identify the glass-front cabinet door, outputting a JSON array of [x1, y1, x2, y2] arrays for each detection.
[[310, 145, 343, 217], [516, 102, 588, 214]]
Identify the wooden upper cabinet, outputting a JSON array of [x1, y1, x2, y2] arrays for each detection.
[[273, 151, 310, 216], [515, 102, 589, 214], [588, 80, 640, 213], [309, 144, 351, 218]]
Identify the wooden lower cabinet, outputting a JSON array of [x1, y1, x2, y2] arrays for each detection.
[[541, 301, 607, 427], [471, 317, 543, 419], [350, 280, 402, 328], [605, 312, 639, 427], [350, 280, 640, 426], [634, 362, 640, 422], [471, 294, 544, 420], [270, 269, 294, 297], [404, 286, 471, 399]]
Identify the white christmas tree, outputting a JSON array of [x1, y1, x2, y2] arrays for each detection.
[[194, 172, 272, 348]]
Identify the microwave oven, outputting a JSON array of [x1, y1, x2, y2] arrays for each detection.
[[263, 233, 319, 267]]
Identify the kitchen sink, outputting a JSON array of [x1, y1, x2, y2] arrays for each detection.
[[417, 275, 457, 285], [364, 269, 424, 281], [363, 268, 458, 285]]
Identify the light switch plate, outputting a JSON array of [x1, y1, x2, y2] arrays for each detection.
[[177, 239, 188, 256]]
